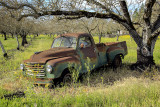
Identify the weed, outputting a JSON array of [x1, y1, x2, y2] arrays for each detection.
[[84, 57, 95, 86]]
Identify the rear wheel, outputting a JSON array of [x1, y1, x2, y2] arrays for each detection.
[[112, 55, 122, 69]]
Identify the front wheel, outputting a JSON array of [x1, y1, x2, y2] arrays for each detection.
[[63, 73, 72, 86], [112, 55, 122, 69]]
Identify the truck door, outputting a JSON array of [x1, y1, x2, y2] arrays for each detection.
[[77, 36, 98, 73]]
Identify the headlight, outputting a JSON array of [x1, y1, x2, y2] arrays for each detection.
[[46, 65, 52, 73], [20, 64, 24, 70]]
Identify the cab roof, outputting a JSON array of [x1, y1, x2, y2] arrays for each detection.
[[60, 33, 91, 38]]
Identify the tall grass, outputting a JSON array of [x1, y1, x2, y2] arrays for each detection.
[[1, 77, 160, 107], [0, 35, 160, 107]]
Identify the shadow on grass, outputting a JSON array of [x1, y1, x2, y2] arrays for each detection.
[[1, 91, 25, 100], [47, 63, 142, 89], [79, 63, 160, 87]]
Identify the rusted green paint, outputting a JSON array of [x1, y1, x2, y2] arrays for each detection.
[[22, 33, 128, 85], [46, 55, 80, 77]]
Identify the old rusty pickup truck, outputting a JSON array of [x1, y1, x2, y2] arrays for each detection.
[[20, 33, 127, 85]]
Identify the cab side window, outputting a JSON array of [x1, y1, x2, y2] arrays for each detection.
[[79, 36, 92, 48]]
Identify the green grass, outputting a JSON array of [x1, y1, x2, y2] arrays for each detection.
[[1, 78, 160, 107], [0, 35, 160, 107]]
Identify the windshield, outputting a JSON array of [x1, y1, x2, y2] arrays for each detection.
[[52, 36, 77, 48]]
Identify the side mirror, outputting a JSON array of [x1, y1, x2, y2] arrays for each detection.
[[80, 43, 84, 49]]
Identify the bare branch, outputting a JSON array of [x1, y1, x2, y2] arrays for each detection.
[[86, 0, 111, 13], [0, 1, 126, 24], [17, 14, 39, 21], [119, 0, 141, 45], [16, 10, 126, 23], [119, 1, 132, 25], [157, 1, 160, 7], [151, 30, 160, 41], [151, 1, 160, 33], [151, 14, 160, 33], [90, 23, 98, 32], [143, 0, 156, 26], [112, 3, 121, 15], [133, 22, 141, 26], [58, 16, 84, 20], [0, 1, 38, 14]]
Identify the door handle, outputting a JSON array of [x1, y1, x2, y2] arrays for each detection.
[[94, 48, 96, 52]]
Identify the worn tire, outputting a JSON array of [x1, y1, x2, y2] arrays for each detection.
[[63, 73, 72, 86], [112, 55, 122, 69]]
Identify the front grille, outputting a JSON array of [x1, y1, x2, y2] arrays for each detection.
[[24, 63, 45, 77]]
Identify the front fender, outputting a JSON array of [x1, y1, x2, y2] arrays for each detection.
[[46, 56, 81, 79]]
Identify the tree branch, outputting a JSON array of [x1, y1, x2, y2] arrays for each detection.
[[119, 1, 132, 24], [15, 10, 126, 23], [17, 14, 40, 21], [58, 16, 84, 20], [151, 1, 160, 33], [86, 0, 111, 13], [143, 0, 156, 26], [0, 1, 38, 14], [89, 23, 98, 32], [118, 1, 142, 46], [0, 1, 126, 23], [151, 14, 160, 33], [151, 29, 160, 40]]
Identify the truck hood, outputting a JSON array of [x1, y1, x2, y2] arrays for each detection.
[[24, 47, 77, 63]]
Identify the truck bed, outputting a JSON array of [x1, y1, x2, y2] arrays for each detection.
[[96, 41, 128, 54]]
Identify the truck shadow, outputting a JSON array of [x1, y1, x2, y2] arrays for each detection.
[[50, 63, 160, 89], [78, 63, 159, 87]]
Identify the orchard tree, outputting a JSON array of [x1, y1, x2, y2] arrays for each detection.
[[1, 0, 160, 67], [0, 7, 12, 40], [79, 18, 98, 34], [19, 19, 34, 46]]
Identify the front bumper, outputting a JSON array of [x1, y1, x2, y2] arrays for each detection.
[[34, 78, 54, 85]]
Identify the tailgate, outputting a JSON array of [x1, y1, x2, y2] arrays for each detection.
[[118, 41, 128, 55]]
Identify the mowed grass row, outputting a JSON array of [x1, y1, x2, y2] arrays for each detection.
[[0, 35, 54, 58], [0, 35, 160, 107], [0, 35, 53, 72]]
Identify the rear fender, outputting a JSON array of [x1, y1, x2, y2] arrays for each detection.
[[106, 47, 125, 63], [46, 56, 80, 79]]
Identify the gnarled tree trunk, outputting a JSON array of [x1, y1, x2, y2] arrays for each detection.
[[137, 46, 154, 65], [131, 42, 156, 70], [131, 29, 158, 70]]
